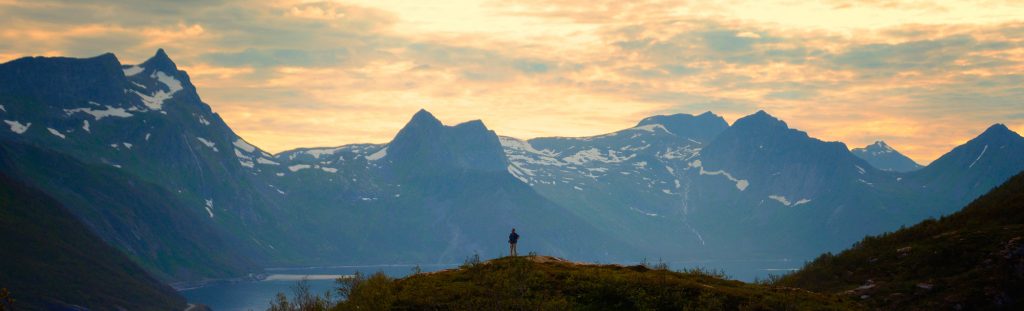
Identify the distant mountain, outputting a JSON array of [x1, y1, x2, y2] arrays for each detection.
[[851, 141, 922, 172], [906, 124, 1024, 211], [779, 171, 1024, 309], [500, 111, 727, 256], [383, 109, 508, 175], [263, 110, 639, 263], [0, 171, 186, 310]]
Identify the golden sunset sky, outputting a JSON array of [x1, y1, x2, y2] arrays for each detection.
[[2, 0, 1023, 164]]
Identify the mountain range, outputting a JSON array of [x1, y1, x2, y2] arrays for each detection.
[[2, 49, 1023, 292]]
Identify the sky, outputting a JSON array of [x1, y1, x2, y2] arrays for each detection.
[[1, 0, 1023, 164]]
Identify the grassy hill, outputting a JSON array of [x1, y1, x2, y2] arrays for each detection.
[[0, 172, 186, 310], [273, 255, 857, 310], [777, 171, 1024, 309]]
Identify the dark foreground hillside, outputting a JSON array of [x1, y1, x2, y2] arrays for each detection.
[[778, 171, 1024, 309], [0, 172, 186, 310], [274, 255, 856, 310]]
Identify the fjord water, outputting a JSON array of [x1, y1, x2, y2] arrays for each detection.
[[181, 259, 802, 311], [181, 264, 456, 311]]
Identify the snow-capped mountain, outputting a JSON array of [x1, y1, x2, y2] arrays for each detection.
[[3, 50, 1023, 282], [852, 141, 922, 172], [0, 50, 275, 281]]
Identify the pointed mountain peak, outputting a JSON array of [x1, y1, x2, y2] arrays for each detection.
[[386, 110, 507, 174], [141, 48, 178, 73], [406, 109, 444, 129], [866, 140, 894, 151], [733, 110, 788, 130], [967, 123, 1024, 146], [980, 123, 1015, 137]]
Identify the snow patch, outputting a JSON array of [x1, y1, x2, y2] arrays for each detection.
[[123, 65, 144, 76], [631, 123, 669, 133], [82, 120, 90, 132], [689, 160, 749, 191], [321, 167, 338, 173], [660, 146, 700, 160], [366, 147, 388, 161], [768, 195, 810, 207], [257, 157, 280, 165], [289, 164, 312, 172], [768, 195, 792, 206], [304, 147, 343, 159], [233, 139, 257, 153], [196, 137, 218, 152], [132, 71, 184, 110], [856, 165, 866, 175], [968, 145, 987, 168], [4, 120, 30, 134], [65, 106, 133, 120], [47, 128, 66, 139], [507, 164, 531, 184], [563, 148, 635, 165], [204, 200, 215, 218]]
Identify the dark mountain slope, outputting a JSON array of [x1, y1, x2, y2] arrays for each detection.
[[0, 172, 186, 310], [907, 124, 1024, 209], [0, 140, 258, 282], [779, 171, 1024, 309]]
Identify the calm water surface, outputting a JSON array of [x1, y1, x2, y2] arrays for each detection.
[[181, 259, 804, 311]]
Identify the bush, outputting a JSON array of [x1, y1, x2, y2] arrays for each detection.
[[267, 279, 335, 311]]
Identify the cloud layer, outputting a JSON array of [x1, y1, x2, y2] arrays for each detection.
[[2, 0, 1022, 163]]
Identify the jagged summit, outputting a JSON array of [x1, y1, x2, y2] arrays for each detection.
[[140, 48, 178, 73], [402, 108, 444, 130], [857, 141, 896, 154], [384, 109, 508, 174]]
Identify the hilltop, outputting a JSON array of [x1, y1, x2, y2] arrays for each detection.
[[274, 255, 857, 310]]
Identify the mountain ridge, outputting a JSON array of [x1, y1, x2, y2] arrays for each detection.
[[3, 50, 1023, 286]]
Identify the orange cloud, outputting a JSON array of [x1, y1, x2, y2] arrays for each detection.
[[1, 0, 1021, 165]]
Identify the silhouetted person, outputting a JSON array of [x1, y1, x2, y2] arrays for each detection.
[[509, 228, 520, 257]]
